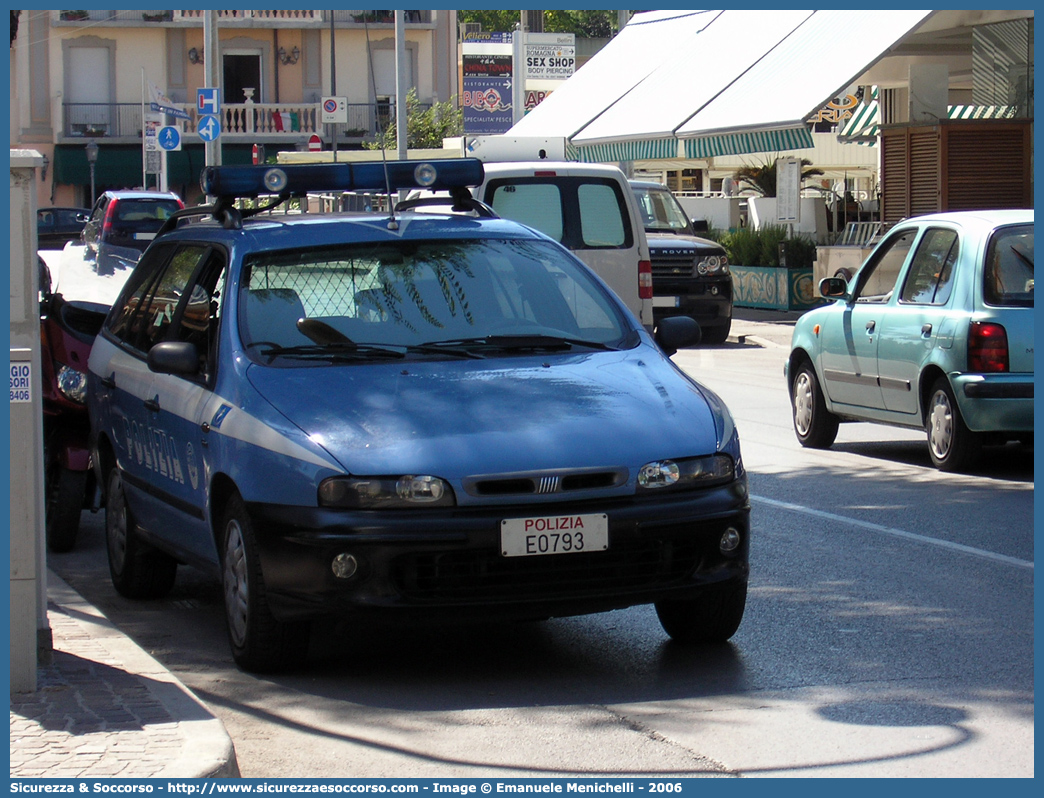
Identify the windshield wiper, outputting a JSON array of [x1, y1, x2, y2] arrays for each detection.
[[250, 342, 406, 363], [1010, 245, 1034, 270], [402, 343, 487, 359], [422, 334, 618, 353], [250, 341, 488, 363]]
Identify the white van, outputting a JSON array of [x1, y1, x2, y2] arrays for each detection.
[[473, 161, 654, 330], [402, 157, 654, 330]]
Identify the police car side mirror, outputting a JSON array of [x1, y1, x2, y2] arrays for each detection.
[[147, 341, 199, 376], [655, 315, 701, 355]]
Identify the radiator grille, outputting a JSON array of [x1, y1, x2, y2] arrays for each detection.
[[391, 532, 705, 602]]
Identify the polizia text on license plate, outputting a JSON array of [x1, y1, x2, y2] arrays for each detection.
[[501, 513, 609, 558]]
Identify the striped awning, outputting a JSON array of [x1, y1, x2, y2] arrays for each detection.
[[683, 127, 815, 159], [838, 89, 881, 144], [510, 10, 936, 164], [573, 138, 680, 163], [948, 104, 1018, 120], [839, 97, 1019, 144]]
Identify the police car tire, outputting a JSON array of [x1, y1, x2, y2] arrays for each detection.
[[654, 579, 748, 643], [220, 494, 309, 673], [46, 465, 86, 553], [105, 466, 177, 600]]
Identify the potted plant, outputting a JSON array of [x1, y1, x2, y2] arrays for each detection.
[[60, 10, 89, 21], [142, 11, 172, 22], [717, 226, 824, 311]]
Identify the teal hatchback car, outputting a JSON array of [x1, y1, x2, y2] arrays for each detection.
[[787, 209, 1033, 472]]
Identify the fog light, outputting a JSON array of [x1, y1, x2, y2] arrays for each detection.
[[719, 528, 741, 554], [331, 553, 358, 579], [710, 285, 719, 295]]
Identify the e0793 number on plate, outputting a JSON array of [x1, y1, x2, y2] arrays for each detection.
[[500, 513, 609, 557]]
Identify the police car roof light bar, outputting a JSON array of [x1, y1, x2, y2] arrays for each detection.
[[200, 158, 485, 200]]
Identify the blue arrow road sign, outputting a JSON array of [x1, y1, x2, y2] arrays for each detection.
[[198, 115, 221, 142], [158, 126, 181, 151]]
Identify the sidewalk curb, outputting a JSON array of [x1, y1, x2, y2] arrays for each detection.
[[44, 572, 241, 779], [727, 333, 788, 350]]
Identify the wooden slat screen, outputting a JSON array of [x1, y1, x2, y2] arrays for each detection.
[[880, 121, 1031, 223]]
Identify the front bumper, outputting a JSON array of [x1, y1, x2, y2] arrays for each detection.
[[652, 278, 732, 327], [245, 481, 751, 622]]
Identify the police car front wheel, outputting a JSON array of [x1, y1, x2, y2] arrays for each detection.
[[655, 578, 748, 643], [220, 493, 310, 672]]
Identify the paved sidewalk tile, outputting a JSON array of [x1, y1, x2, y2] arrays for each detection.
[[9, 572, 239, 780]]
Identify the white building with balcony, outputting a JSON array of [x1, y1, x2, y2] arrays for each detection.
[[10, 9, 459, 207]]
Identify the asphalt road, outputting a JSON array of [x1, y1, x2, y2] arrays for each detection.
[[49, 322, 1034, 778]]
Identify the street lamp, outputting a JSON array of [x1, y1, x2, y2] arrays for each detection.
[[85, 139, 99, 204]]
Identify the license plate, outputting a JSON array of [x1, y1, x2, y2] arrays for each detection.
[[652, 296, 680, 307], [500, 513, 608, 558], [135, 232, 156, 241]]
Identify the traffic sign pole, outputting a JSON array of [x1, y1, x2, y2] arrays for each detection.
[[202, 10, 221, 168]]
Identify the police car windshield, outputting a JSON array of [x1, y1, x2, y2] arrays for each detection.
[[239, 238, 633, 363]]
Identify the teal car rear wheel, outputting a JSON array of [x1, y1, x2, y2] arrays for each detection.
[[926, 377, 982, 472]]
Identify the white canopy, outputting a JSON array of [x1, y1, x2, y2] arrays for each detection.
[[509, 9, 935, 161]]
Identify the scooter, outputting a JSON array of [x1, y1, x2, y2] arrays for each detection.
[[39, 258, 111, 552]]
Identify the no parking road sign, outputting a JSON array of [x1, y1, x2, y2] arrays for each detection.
[[321, 96, 348, 124]]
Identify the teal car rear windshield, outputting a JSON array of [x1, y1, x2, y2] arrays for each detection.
[[984, 224, 1033, 308]]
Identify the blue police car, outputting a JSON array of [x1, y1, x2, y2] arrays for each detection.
[[87, 159, 750, 671]]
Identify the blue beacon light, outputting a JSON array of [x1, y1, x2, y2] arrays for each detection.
[[200, 158, 484, 199]]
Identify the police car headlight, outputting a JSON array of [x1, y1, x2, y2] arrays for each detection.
[[318, 475, 456, 509], [696, 255, 728, 276], [636, 455, 734, 493], [56, 365, 88, 404]]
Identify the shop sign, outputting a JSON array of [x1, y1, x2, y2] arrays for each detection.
[[462, 78, 513, 135], [810, 94, 860, 125]]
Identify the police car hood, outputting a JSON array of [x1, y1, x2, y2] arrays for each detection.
[[246, 351, 722, 478]]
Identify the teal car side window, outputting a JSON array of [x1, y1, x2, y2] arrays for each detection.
[[899, 228, 959, 305], [855, 229, 917, 302]]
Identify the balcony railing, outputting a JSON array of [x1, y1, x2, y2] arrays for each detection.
[[60, 101, 422, 142], [63, 103, 143, 139], [56, 10, 432, 26]]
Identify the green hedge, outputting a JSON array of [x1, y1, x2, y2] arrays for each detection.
[[708, 225, 817, 268]]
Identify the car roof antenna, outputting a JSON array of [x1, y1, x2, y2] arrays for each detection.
[[364, 19, 398, 230]]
